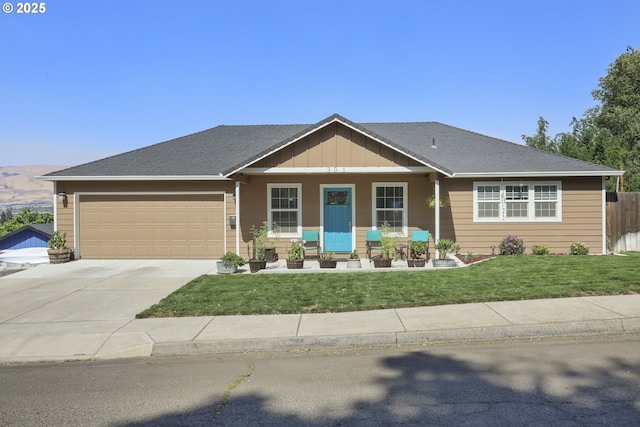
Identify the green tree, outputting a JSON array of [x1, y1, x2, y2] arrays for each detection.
[[0, 208, 53, 237], [0, 208, 13, 224], [592, 46, 640, 191], [523, 46, 639, 191]]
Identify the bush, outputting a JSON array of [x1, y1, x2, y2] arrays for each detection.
[[570, 242, 589, 255], [499, 235, 525, 255], [531, 244, 549, 255]]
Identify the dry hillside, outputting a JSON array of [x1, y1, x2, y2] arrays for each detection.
[[0, 165, 69, 211]]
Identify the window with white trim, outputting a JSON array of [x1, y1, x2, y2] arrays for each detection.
[[372, 183, 408, 235], [267, 184, 302, 236], [473, 181, 561, 222]]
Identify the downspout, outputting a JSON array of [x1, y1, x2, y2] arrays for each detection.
[[53, 181, 58, 231], [235, 180, 241, 255], [602, 176, 607, 254], [434, 178, 440, 245]]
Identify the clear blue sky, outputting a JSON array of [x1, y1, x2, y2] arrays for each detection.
[[1, 0, 638, 166]]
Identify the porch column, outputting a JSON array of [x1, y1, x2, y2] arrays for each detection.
[[235, 180, 241, 255], [434, 178, 440, 244]]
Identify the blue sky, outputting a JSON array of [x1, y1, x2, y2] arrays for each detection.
[[1, 0, 638, 166]]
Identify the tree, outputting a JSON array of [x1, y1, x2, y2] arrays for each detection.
[[0, 208, 13, 224], [592, 46, 640, 191], [521, 117, 555, 152], [0, 208, 53, 237], [523, 46, 639, 191]]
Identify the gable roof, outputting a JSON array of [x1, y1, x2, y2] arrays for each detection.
[[0, 223, 53, 244], [41, 114, 622, 180]]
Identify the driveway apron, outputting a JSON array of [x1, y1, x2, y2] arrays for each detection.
[[0, 259, 215, 362]]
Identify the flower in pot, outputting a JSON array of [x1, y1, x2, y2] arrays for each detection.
[[217, 252, 245, 274], [407, 240, 427, 268], [374, 222, 398, 268], [347, 249, 361, 269], [286, 239, 305, 269], [319, 251, 337, 268], [433, 238, 457, 268], [47, 231, 72, 264]]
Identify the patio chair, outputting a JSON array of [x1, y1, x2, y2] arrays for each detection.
[[302, 230, 320, 259], [365, 229, 383, 260], [408, 230, 430, 260]]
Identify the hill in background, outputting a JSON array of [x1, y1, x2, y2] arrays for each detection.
[[0, 165, 69, 212]]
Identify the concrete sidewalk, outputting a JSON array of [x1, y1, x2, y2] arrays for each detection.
[[1, 260, 639, 363]]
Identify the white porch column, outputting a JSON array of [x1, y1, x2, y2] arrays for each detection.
[[434, 178, 440, 244], [235, 180, 241, 255]]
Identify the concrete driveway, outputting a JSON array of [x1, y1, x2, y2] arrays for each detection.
[[0, 259, 216, 362]]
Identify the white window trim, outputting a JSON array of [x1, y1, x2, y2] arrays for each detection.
[[473, 181, 562, 222], [372, 182, 408, 237], [267, 183, 302, 238]]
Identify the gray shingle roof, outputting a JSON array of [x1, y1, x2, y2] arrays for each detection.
[[43, 114, 621, 179]]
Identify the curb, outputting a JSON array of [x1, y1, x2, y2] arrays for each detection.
[[151, 318, 640, 356]]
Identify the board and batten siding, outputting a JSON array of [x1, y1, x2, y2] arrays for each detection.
[[439, 177, 604, 254], [254, 122, 423, 169]]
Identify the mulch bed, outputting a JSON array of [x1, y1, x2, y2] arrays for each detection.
[[455, 254, 497, 265]]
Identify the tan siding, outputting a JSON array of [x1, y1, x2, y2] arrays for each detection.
[[240, 174, 433, 257], [441, 177, 604, 254], [256, 123, 419, 169], [55, 181, 235, 258]]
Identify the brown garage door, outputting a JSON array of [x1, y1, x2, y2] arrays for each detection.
[[79, 194, 224, 259]]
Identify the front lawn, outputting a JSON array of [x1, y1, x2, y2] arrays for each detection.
[[136, 253, 640, 318]]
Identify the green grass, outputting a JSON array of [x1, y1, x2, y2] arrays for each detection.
[[136, 253, 640, 318]]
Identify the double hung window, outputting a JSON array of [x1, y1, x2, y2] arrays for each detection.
[[372, 183, 407, 235], [474, 181, 561, 222], [267, 184, 302, 236]]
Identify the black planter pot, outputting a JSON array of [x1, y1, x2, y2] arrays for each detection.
[[249, 259, 267, 273], [373, 258, 392, 268], [319, 259, 337, 268], [286, 259, 304, 269], [407, 258, 426, 268]]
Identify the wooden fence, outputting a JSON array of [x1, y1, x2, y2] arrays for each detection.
[[606, 192, 640, 252]]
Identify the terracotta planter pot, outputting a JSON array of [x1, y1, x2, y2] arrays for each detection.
[[286, 259, 304, 269], [373, 258, 392, 268], [407, 258, 426, 268], [249, 259, 267, 273], [319, 259, 337, 268], [47, 248, 72, 264]]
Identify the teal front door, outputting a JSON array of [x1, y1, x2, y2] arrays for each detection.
[[323, 187, 352, 252]]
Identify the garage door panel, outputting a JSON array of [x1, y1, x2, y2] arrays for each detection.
[[79, 194, 224, 259]]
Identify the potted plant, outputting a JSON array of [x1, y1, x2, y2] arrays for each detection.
[[47, 231, 72, 264], [347, 249, 361, 269], [286, 239, 305, 269], [217, 252, 245, 274], [433, 238, 457, 268], [249, 221, 270, 273], [373, 222, 398, 268], [319, 251, 337, 268], [263, 222, 281, 262], [407, 240, 427, 267]]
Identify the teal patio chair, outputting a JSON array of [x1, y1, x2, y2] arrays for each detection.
[[302, 230, 320, 259], [365, 229, 383, 260], [409, 230, 430, 260]]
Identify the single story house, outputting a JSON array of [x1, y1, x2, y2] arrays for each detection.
[[39, 114, 623, 259], [0, 223, 53, 250]]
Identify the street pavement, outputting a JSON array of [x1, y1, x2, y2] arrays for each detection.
[[0, 258, 639, 363]]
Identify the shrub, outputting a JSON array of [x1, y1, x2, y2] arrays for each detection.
[[499, 235, 525, 255], [570, 242, 589, 255], [531, 244, 549, 256]]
